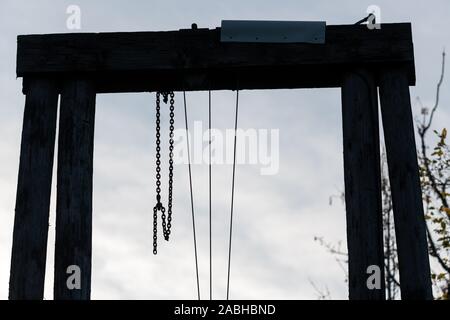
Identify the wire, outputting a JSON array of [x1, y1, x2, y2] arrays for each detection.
[[183, 91, 201, 300], [226, 89, 239, 300], [354, 13, 375, 25], [208, 90, 212, 300]]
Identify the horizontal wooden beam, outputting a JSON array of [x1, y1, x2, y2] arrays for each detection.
[[17, 23, 415, 92]]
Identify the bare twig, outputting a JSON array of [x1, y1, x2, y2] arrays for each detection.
[[419, 50, 446, 134], [308, 278, 332, 300]]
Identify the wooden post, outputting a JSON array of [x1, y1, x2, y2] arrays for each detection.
[[54, 79, 96, 300], [9, 77, 59, 300], [379, 68, 432, 300], [341, 69, 385, 300]]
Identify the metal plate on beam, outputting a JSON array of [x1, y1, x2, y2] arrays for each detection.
[[220, 20, 326, 43]]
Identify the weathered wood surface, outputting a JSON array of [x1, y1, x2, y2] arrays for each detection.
[[379, 69, 433, 300], [54, 79, 96, 300], [17, 23, 415, 92], [341, 69, 385, 300], [9, 78, 58, 300]]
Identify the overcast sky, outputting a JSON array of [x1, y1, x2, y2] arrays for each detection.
[[0, 0, 449, 300]]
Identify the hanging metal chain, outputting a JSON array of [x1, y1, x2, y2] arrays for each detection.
[[153, 92, 163, 254], [163, 92, 175, 240], [153, 91, 175, 254]]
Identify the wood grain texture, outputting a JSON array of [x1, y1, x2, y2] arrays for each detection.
[[54, 79, 96, 300], [341, 69, 385, 300], [17, 23, 415, 92], [379, 69, 433, 300], [9, 78, 58, 300]]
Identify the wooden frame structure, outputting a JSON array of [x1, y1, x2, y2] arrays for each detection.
[[10, 23, 432, 300]]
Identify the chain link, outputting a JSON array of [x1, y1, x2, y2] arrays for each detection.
[[153, 91, 175, 254]]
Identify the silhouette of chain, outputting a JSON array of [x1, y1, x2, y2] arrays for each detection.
[[153, 91, 175, 254]]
